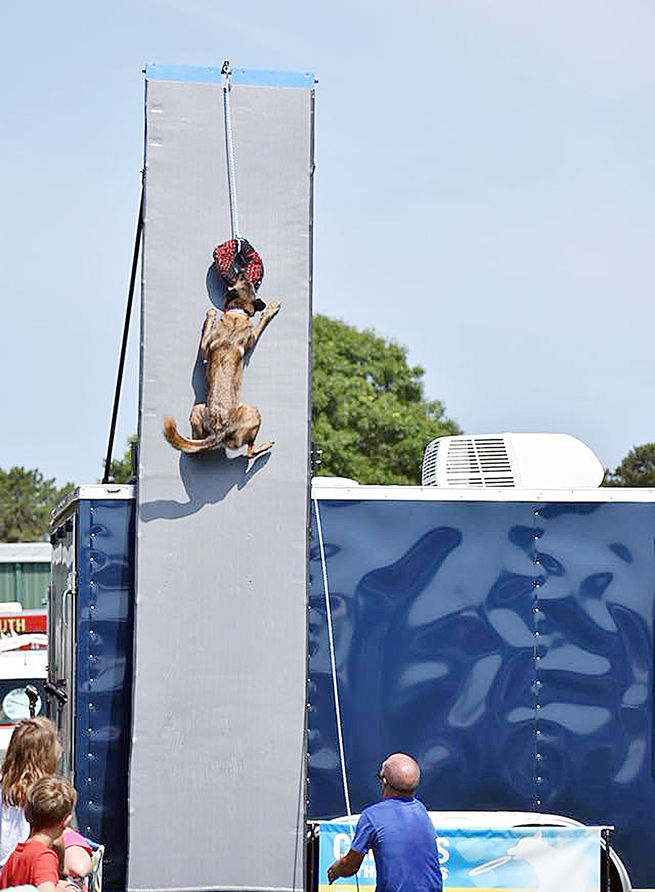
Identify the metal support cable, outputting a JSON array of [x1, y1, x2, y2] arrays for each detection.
[[221, 60, 241, 242], [102, 184, 144, 485], [312, 498, 352, 817]]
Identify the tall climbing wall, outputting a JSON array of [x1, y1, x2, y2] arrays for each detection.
[[128, 65, 314, 892]]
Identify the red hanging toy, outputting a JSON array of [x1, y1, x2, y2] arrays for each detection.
[[213, 238, 264, 291]]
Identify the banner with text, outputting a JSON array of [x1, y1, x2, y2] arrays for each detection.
[[319, 821, 601, 891]]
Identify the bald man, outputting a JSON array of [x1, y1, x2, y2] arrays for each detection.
[[327, 754, 442, 891]]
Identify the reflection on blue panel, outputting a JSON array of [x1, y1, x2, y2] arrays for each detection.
[[76, 500, 134, 892], [307, 499, 655, 888]]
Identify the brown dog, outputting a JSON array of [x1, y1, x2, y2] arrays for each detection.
[[163, 274, 280, 457]]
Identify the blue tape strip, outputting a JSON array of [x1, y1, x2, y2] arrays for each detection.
[[231, 67, 315, 88], [145, 64, 315, 89], [145, 64, 222, 83]]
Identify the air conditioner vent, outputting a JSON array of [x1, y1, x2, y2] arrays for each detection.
[[427, 436, 515, 487], [421, 434, 604, 489]]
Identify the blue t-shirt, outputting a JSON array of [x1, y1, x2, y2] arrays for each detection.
[[351, 797, 442, 892]]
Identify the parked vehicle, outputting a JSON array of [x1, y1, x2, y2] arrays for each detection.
[[48, 471, 655, 891], [307, 477, 655, 891], [49, 485, 134, 892], [0, 607, 47, 759]]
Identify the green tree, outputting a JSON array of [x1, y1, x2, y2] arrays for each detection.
[[105, 435, 137, 484], [312, 315, 461, 484], [604, 443, 655, 487], [0, 467, 73, 542]]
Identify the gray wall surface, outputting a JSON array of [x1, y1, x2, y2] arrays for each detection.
[[128, 73, 313, 891]]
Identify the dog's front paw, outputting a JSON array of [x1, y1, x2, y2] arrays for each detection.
[[265, 301, 281, 317], [206, 307, 218, 319]]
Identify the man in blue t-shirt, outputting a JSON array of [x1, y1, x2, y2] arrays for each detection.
[[327, 753, 442, 892]]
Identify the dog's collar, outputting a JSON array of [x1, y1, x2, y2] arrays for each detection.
[[225, 306, 249, 316]]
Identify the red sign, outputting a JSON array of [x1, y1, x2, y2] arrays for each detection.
[[0, 614, 47, 634]]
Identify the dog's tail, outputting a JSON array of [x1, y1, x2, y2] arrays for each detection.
[[163, 416, 218, 453]]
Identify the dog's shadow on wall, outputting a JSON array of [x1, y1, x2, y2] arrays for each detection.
[[140, 449, 271, 522]]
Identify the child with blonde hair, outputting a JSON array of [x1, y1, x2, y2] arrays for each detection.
[[0, 718, 91, 882], [0, 716, 61, 865], [0, 775, 76, 890]]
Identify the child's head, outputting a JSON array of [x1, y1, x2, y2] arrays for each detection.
[[25, 775, 76, 832], [1, 717, 63, 807]]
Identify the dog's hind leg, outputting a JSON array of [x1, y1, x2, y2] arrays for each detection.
[[224, 404, 274, 458]]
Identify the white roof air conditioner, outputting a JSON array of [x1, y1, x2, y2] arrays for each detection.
[[421, 433, 604, 489]]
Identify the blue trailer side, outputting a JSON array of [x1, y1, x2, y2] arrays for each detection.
[[50, 486, 135, 892], [308, 489, 655, 890]]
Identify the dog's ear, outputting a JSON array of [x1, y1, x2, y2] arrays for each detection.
[[253, 298, 266, 312]]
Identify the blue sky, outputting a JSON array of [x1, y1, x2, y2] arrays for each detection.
[[1, 0, 653, 485]]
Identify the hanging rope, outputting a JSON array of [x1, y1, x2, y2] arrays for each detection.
[[313, 498, 353, 817], [221, 59, 241, 243]]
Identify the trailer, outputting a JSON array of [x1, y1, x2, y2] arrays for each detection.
[[308, 480, 655, 892], [49, 485, 134, 891], [48, 478, 655, 891]]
